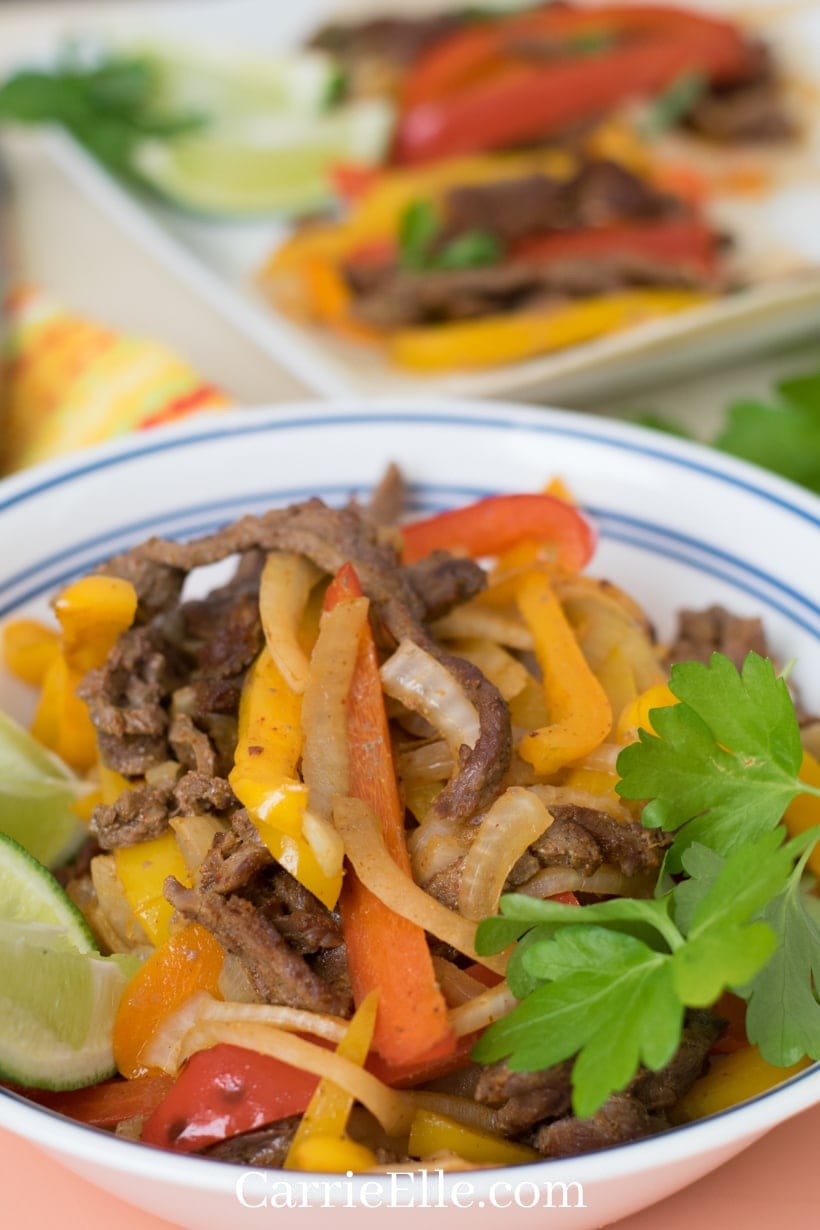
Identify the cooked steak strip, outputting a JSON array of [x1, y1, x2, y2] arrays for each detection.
[[529, 805, 669, 879], [199, 811, 273, 896], [533, 1093, 658, 1157], [444, 160, 680, 246], [310, 13, 461, 67], [201, 1116, 300, 1166], [405, 551, 487, 621], [665, 604, 768, 670], [99, 553, 184, 621], [475, 1060, 574, 1135], [630, 1010, 723, 1111], [91, 771, 237, 850], [165, 878, 350, 1015], [168, 713, 218, 776], [350, 252, 709, 330], [129, 499, 511, 822], [366, 461, 407, 527]]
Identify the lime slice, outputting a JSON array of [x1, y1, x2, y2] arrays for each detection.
[[0, 832, 95, 950], [0, 835, 140, 1089], [0, 919, 138, 1089], [143, 44, 343, 121], [133, 97, 395, 217], [0, 710, 89, 869]]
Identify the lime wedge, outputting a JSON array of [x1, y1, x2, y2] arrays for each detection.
[[0, 920, 138, 1089], [133, 97, 395, 217], [143, 45, 343, 121], [0, 833, 95, 950], [0, 710, 88, 869], [0, 835, 140, 1089]]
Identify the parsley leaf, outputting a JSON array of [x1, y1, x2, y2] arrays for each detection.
[[641, 71, 707, 137], [743, 844, 820, 1066], [398, 200, 440, 272], [473, 833, 791, 1117], [616, 652, 817, 870], [398, 199, 503, 272]]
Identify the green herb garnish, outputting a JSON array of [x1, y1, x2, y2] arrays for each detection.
[[0, 52, 201, 183], [398, 198, 504, 272], [473, 652, 820, 1118], [642, 71, 707, 136]]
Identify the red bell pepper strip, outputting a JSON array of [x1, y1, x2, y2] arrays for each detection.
[[511, 220, 720, 278], [400, 493, 595, 573], [395, 28, 755, 165], [140, 1043, 320, 1152], [325, 564, 455, 1067], [401, 4, 752, 109], [330, 163, 383, 204], [2, 1073, 173, 1128]]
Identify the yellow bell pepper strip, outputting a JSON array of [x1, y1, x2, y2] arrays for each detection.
[[229, 647, 308, 839], [784, 750, 820, 878], [228, 647, 342, 908], [288, 1135, 377, 1173], [114, 830, 192, 946], [113, 922, 225, 1079], [285, 990, 380, 1173], [389, 290, 710, 372], [29, 575, 138, 772], [54, 575, 138, 674], [516, 571, 612, 776], [1, 618, 60, 685], [615, 682, 678, 743], [408, 1109, 539, 1166], [671, 1049, 812, 1125], [31, 655, 98, 772], [100, 764, 134, 805]]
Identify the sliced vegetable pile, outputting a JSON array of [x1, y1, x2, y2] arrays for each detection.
[[0, 475, 818, 1172]]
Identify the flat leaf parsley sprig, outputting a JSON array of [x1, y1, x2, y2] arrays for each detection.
[[473, 652, 820, 1118]]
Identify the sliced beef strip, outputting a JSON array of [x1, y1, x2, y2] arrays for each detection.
[[243, 865, 345, 956], [129, 498, 511, 824], [201, 1116, 300, 1166], [404, 551, 487, 621], [182, 587, 264, 680], [350, 252, 708, 330], [198, 810, 273, 896], [523, 816, 604, 877], [98, 552, 184, 622], [91, 783, 174, 848], [78, 625, 183, 776], [366, 461, 407, 527], [309, 12, 461, 67], [533, 1093, 659, 1158], [443, 160, 680, 247], [665, 604, 768, 671], [475, 1060, 574, 1136], [630, 1010, 723, 1112], [165, 878, 351, 1016], [529, 804, 669, 879], [168, 712, 218, 777], [91, 771, 237, 850], [688, 79, 794, 142]]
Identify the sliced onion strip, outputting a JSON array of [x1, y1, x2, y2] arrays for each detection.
[[301, 597, 367, 822], [334, 796, 506, 974], [518, 864, 654, 901], [259, 551, 322, 693], [448, 981, 519, 1039], [458, 786, 554, 922], [380, 639, 480, 757]]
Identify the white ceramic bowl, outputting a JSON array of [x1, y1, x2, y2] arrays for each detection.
[[0, 400, 818, 1230]]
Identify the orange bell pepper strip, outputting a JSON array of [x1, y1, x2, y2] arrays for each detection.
[[325, 564, 455, 1067], [401, 492, 596, 576], [516, 571, 612, 775], [114, 830, 193, 947], [1, 618, 60, 686], [389, 289, 710, 371], [285, 991, 379, 1172], [113, 922, 225, 1079], [408, 1108, 539, 1166]]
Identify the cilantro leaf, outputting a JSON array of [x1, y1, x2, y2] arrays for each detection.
[[472, 928, 682, 1118], [713, 400, 820, 496], [616, 652, 815, 869], [398, 200, 440, 271], [743, 849, 820, 1067]]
